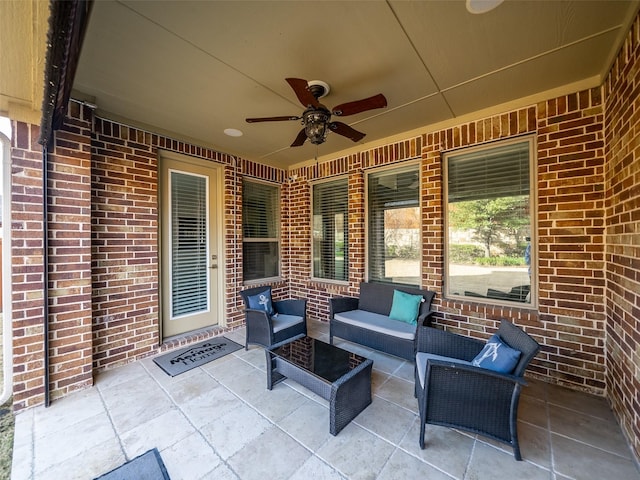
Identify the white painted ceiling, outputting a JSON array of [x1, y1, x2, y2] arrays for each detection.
[[73, 0, 639, 169]]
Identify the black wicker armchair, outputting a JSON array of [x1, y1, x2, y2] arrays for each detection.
[[415, 320, 540, 460], [240, 286, 307, 350]]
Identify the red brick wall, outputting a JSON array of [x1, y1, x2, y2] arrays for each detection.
[[10, 121, 46, 410], [287, 102, 608, 394], [9, 103, 296, 409], [47, 102, 94, 399], [91, 118, 160, 369], [224, 158, 243, 323], [420, 108, 539, 346], [6, 91, 627, 424], [603, 15, 640, 459], [536, 89, 607, 391], [90, 119, 274, 366], [89, 118, 289, 367]]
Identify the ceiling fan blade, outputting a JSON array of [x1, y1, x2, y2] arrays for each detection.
[[246, 115, 300, 123], [286, 78, 320, 108], [332, 93, 387, 116], [329, 122, 366, 142], [290, 128, 308, 147]]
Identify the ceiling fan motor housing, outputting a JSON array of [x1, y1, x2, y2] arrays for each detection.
[[307, 80, 330, 100]]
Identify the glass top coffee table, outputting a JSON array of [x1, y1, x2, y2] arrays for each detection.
[[266, 336, 373, 435]]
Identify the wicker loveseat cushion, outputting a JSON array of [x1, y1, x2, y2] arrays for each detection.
[[333, 310, 416, 340]]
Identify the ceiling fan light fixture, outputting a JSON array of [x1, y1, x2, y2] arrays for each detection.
[[304, 109, 330, 145]]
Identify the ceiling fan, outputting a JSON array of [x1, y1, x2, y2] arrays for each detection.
[[246, 78, 387, 147]]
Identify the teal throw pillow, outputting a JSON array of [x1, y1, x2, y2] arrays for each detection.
[[247, 288, 274, 316], [388, 289, 423, 325], [472, 334, 521, 374]]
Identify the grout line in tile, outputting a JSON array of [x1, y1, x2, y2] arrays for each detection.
[[93, 380, 128, 466], [26, 409, 35, 480], [376, 447, 398, 480], [199, 351, 329, 460], [547, 400, 613, 422], [391, 418, 459, 480], [546, 395, 560, 480], [551, 430, 634, 460], [461, 438, 477, 480], [225, 344, 420, 479], [140, 359, 243, 480]]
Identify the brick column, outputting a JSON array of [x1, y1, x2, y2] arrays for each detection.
[[11, 121, 46, 410], [422, 133, 442, 295], [603, 12, 640, 459], [537, 88, 606, 391], [347, 153, 366, 293], [92, 121, 159, 369], [224, 160, 244, 327], [47, 102, 94, 399]]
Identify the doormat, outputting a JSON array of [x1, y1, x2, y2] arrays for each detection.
[[95, 448, 170, 480], [153, 337, 242, 377]]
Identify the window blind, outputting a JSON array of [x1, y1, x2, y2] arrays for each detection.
[[170, 171, 208, 317], [313, 178, 348, 281], [448, 141, 530, 202], [243, 181, 279, 239]]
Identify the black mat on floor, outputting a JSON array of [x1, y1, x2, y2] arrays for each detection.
[[95, 448, 170, 480], [153, 337, 243, 377]]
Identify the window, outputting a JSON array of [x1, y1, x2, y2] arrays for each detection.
[[367, 165, 420, 286], [445, 138, 534, 305], [170, 171, 208, 317], [312, 178, 348, 282], [243, 180, 280, 282]]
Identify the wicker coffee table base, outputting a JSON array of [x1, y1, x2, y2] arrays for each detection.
[[266, 347, 373, 435]]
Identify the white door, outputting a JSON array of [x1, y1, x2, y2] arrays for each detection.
[[160, 153, 221, 338]]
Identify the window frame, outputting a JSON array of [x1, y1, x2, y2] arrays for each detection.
[[242, 178, 281, 284], [443, 136, 537, 308], [365, 161, 421, 287], [310, 176, 350, 284]]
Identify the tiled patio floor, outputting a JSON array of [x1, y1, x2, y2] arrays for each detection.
[[11, 320, 640, 480]]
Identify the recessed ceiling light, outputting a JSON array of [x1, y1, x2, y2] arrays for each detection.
[[466, 0, 504, 14], [224, 128, 243, 137]]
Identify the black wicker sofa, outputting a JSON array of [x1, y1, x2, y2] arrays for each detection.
[[329, 282, 435, 360]]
